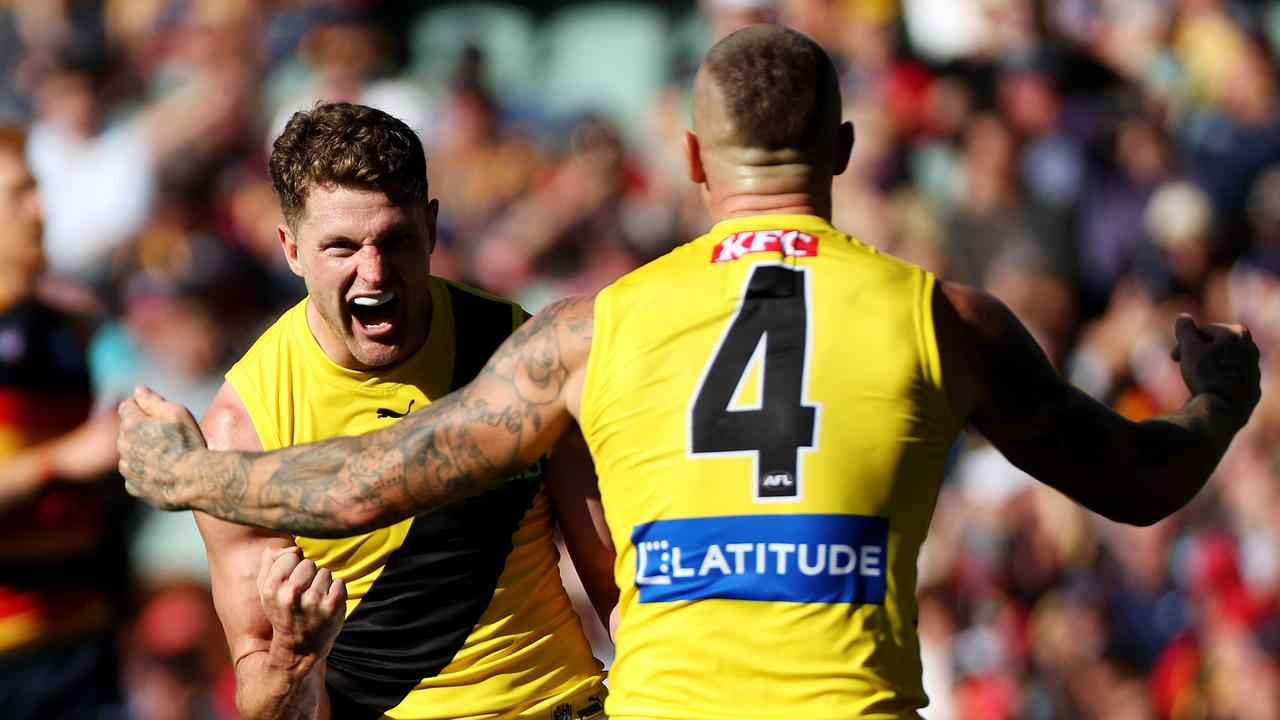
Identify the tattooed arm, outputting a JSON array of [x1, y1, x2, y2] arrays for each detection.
[[118, 296, 596, 538], [934, 281, 1260, 526]]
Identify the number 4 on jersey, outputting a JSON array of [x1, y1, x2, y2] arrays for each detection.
[[690, 265, 818, 500]]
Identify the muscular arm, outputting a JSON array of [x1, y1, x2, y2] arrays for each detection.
[[545, 422, 618, 632], [120, 295, 595, 538], [195, 383, 331, 720], [935, 281, 1260, 526]]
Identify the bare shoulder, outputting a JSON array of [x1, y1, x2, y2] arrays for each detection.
[[935, 280, 1009, 338], [498, 295, 596, 419], [935, 278, 1069, 431], [930, 280, 997, 426], [514, 295, 595, 353], [196, 381, 285, 543], [201, 382, 264, 453], [932, 279, 1064, 428]]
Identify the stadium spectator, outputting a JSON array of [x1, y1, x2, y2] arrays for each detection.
[[0, 125, 129, 720]]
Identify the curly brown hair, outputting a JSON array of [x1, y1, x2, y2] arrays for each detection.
[[268, 102, 428, 228]]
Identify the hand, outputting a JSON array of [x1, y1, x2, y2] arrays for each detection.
[[52, 413, 121, 482], [258, 546, 347, 664], [1171, 314, 1262, 426], [117, 385, 208, 509], [0, 414, 119, 503]]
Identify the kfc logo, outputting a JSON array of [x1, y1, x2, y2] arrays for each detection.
[[712, 229, 819, 262]]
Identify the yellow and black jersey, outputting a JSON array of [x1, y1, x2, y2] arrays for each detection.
[[0, 300, 112, 655], [580, 214, 959, 719], [227, 277, 605, 720]]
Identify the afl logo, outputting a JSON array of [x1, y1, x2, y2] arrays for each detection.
[[761, 471, 794, 489]]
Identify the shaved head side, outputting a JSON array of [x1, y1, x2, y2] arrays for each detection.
[[700, 25, 841, 155]]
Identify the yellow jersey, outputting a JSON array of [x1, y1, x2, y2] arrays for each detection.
[[226, 277, 606, 720], [580, 214, 958, 719]]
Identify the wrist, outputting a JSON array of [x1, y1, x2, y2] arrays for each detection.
[[1197, 388, 1250, 429], [1185, 391, 1250, 456], [265, 638, 323, 675], [169, 449, 213, 510], [32, 447, 59, 486]]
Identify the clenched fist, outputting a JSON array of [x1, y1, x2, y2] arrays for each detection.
[[1171, 314, 1262, 429], [258, 546, 347, 662]]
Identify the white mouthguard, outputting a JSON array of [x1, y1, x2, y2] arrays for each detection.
[[352, 292, 395, 307]]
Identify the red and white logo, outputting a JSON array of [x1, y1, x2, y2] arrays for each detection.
[[711, 229, 819, 263]]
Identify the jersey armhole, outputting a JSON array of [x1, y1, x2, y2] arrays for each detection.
[[915, 271, 957, 431], [224, 369, 283, 452], [915, 272, 942, 388], [577, 288, 611, 449]]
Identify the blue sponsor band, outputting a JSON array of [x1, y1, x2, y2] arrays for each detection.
[[631, 513, 888, 604]]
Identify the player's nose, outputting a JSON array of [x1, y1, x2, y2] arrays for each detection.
[[356, 245, 388, 285]]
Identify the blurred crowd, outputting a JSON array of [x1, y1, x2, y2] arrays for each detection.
[[0, 0, 1278, 718]]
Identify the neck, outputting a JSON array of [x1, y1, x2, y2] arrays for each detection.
[[712, 192, 831, 222], [702, 151, 834, 223]]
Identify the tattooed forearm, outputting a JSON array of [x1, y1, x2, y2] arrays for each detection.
[[958, 286, 1257, 526], [132, 296, 595, 538]]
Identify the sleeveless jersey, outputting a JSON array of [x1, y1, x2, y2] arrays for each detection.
[[580, 214, 959, 719], [226, 277, 606, 720]]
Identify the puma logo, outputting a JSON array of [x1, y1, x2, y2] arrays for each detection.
[[376, 399, 415, 419]]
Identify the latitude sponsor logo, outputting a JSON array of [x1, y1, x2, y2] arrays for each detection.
[[631, 513, 888, 605]]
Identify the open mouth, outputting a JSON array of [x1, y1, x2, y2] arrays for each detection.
[[349, 291, 398, 334]]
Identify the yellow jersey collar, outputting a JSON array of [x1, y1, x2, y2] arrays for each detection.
[[705, 213, 837, 238]]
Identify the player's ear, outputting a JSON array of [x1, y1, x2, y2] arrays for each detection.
[[684, 131, 706, 184], [279, 223, 304, 278], [833, 121, 854, 176]]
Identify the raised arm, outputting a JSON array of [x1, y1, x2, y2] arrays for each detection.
[[934, 280, 1260, 526], [118, 295, 595, 538]]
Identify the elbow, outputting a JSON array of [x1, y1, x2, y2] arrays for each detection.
[[1118, 496, 1190, 527], [1104, 506, 1167, 527], [1084, 501, 1163, 527], [291, 492, 426, 539], [1091, 476, 1197, 527], [279, 505, 388, 540], [325, 503, 409, 539], [307, 511, 380, 540]]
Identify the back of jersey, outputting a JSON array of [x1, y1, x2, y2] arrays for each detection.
[[580, 214, 959, 719]]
